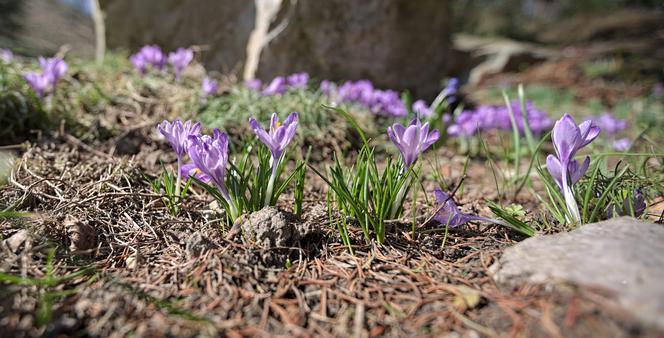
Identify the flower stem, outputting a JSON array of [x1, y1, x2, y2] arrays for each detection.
[[390, 175, 410, 219], [561, 167, 581, 224], [264, 161, 279, 207]]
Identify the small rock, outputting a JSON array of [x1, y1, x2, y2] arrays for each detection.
[[237, 207, 316, 248], [185, 231, 215, 259], [65, 217, 97, 252], [2, 229, 29, 252], [490, 217, 664, 330]]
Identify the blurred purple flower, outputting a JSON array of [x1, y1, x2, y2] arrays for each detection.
[[249, 112, 299, 162], [262, 77, 287, 96], [612, 138, 632, 151], [412, 100, 433, 118], [187, 129, 232, 202], [447, 101, 552, 137], [591, 113, 627, 135], [157, 119, 201, 160], [387, 119, 440, 168], [287, 72, 309, 88], [0, 48, 13, 63], [320, 80, 336, 95], [130, 45, 166, 73], [39, 57, 68, 83], [23, 57, 68, 98], [180, 163, 211, 183], [168, 48, 193, 79], [245, 79, 262, 91], [24, 72, 51, 98], [447, 110, 481, 137], [546, 114, 600, 222], [443, 78, 459, 104], [433, 189, 500, 227], [201, 77, 218, 97], [130, 53, 148, 74], [653, 83, 663, 98]]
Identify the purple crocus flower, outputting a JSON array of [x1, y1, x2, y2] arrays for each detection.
[[157, 119, 201, 159], [433, 189, 501, 227], [168, 47, 194, 79], [157, 119, 201, 197], [24, 73, 51, 98], [202, 77, 218, 97], [23, 57, 68, 98], [546, 114, 600, 223], [245, 79, 262, 91], [130, 53, 147, 74], [249, 112, 299, 207], [0, 48, 13, 63], [320, 80, 336, 95], [287, 72, 309, 88], [130, 45, 166, 73], [187, 130, 235, 215], [612, 138, 631, 151], [262, 77, 287, 96], [180, 163, 211, 184], [412, 100, 433, 118], [249, 112, 299, 162], [140, 45, 166, 69], [592, 113, 627, 135], [387, 119, 440, 168], [39, 57, 67, 83]]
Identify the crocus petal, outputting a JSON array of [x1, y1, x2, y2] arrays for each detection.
[[552, 114, 581, 163], [569, 156, 590, 185], [546, 154, 564, 188], [578, 120, 601, 148], [249, 118, 277, 150], [422, 129, 440, 150]]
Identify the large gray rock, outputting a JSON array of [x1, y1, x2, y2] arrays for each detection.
[[100, 0, 452, 98], [100, 0, 256, 71], [257, 0, 451, 98], [490, 217, 664, 330]]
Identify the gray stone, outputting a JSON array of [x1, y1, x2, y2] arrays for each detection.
[[257, 0, 452, 99], [100, 0, 256, 71], [100, 0, 452, 99], [490, 217, 664, 330]]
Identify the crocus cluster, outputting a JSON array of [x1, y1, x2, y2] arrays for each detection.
[[546, 114, 600, 223], [23, 56, 68, 99], [158, 113, 299, 219], [0, 48, 13, 64], [447, 100, 552, 137], [248, 72, 311, 96], [131, 45, 194, 78], [334, 80, 408, 117]]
